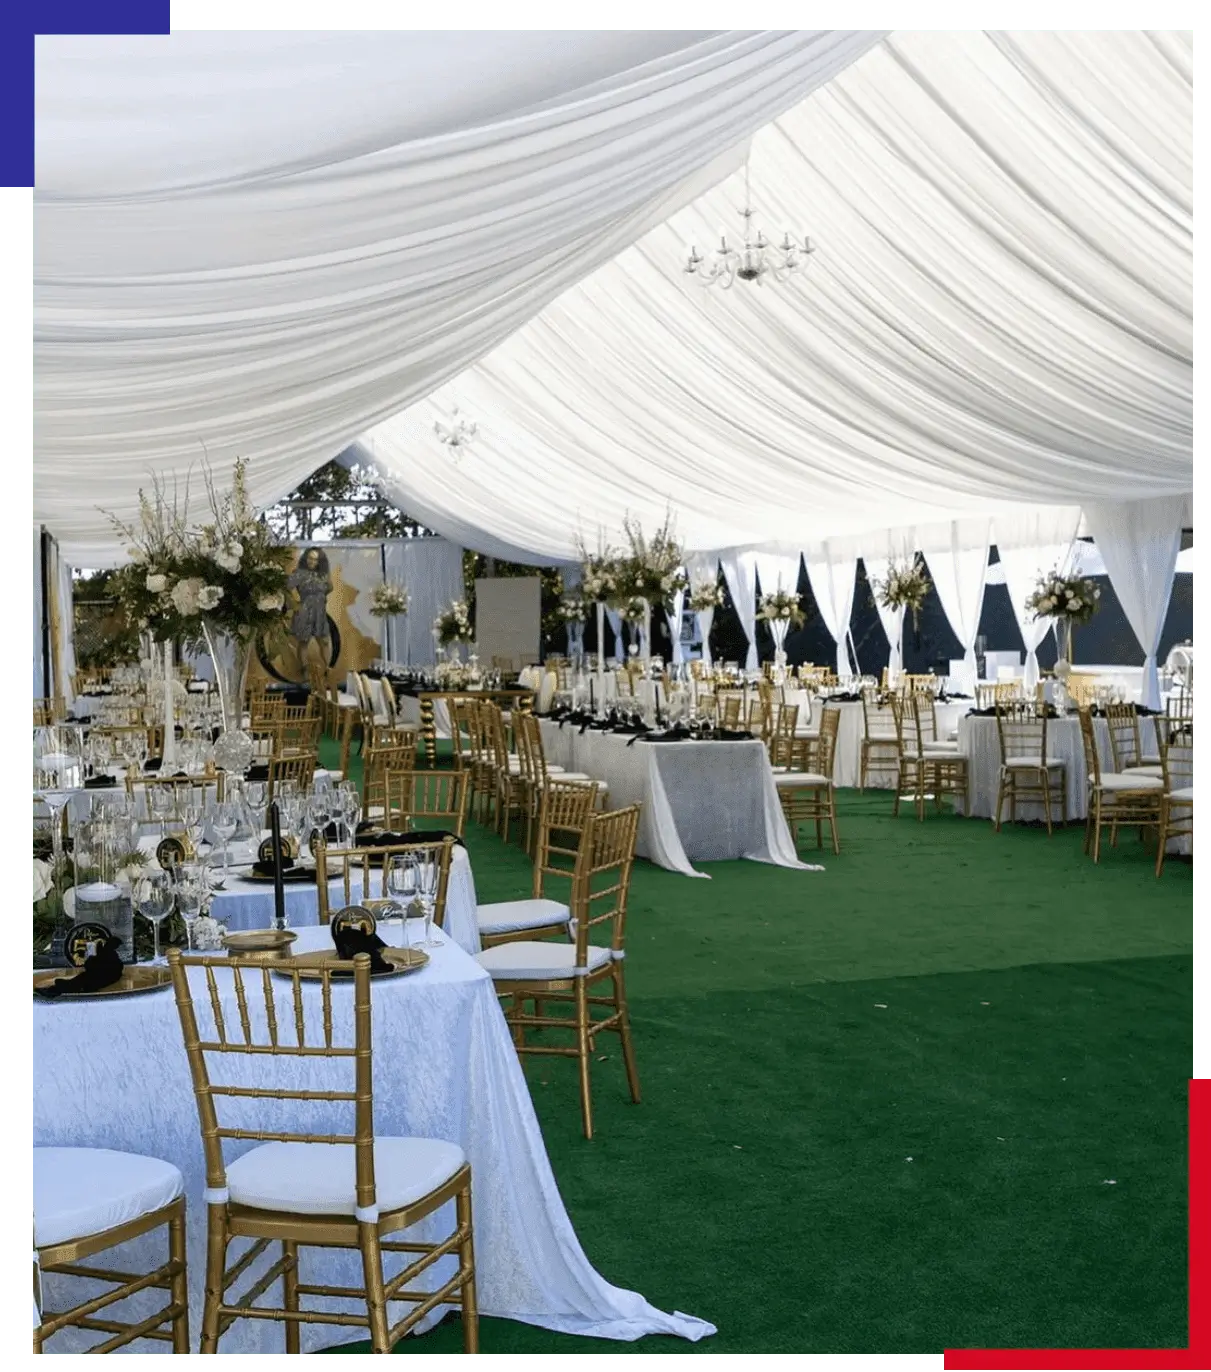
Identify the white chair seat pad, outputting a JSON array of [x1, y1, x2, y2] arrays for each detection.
[[924, 740, 960, 751], [1169, 786, 1194, 802], [1093, 772, 1164, 791], [773, 771, 832, 787], [1128, 764, 1164, 777], [226, 1137, 465, 1217], [1004, 756, 1065, 768], [35, 1147, 183, 1249], [477, 897, 572, 935], [476, 941, 612, 981]]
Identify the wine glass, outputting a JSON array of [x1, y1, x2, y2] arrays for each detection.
[[417, 851, 441, 947], [148, 784, 173, 840], [173, 868, 204, 952], [244, 781, 267, 836], [210, 800, 238, 873], [136, 868, 174, 964], [385, 854, 417, 944]]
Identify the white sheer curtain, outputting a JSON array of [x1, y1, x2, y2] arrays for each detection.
[[666, 586, 687, 665], [34, 529, 46, 698], [718, 550, 759, 670], [382, 538, 464, 666], [1082, 495, 1187, 709], [922, 520, 991, 694], [804, 548, 857, 677], [861, 528, 916, 684], [605, 607, 623, 662], [55, 551, 76, 709], [685, 552, 721, 669]]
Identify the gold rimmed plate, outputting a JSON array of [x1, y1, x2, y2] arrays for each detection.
[[223, 929, 298, 962], [275, 947, 429, 979], [33, 965, 173, 1000]]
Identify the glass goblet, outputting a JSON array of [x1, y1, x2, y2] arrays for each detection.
[[136, 868, 174, 964]]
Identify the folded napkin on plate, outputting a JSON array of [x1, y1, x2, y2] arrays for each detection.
[[84, 774, 118, 788], [249, 861, 313, 882], [143, 757, 162, 772], [246, 762, 270, 782], [331, 924, 394, 972], [355, 825, 465, 849], [34, 936, 125, 998]]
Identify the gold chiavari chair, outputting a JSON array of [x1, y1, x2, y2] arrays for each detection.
[[1103, 701, 1163, 776], [514, 713, 604, 852], [379, 677, 399, 727], [911, 693, 968, 817], [1077, 706, 1164, 863], [33, 1146, 189, 1354], [167, 947, 477, 1354], [482, 702, 528, 843], [127, 772, 225, 817], [314, 836, 455, 926], [361, 745, 417, 820], [992, 701, 1067, 835], [1064, 674, 1100, 709], [476, 781, 599, 947], [765, 702, 800, 769], [859, 689, 900, 791], [34, 697, 67, 726], [491, 655, 515, 674], [888, 696, 959, 821], [1155, 725, 1193, 877], [383, 768, 470, 838], [475, 805, 642, 1139], [975, 682, 1023, 710], [717, 692, 744, 730], [366, 723, 420, 754], [267, 750, 316, 805], [773, 704, 841, 854], [901, 674, 938, 694]]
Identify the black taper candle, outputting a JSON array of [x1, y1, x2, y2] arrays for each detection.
[[269, 800, 286, 931]]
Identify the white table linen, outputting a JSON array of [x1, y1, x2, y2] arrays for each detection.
[[33, 923, 714, 1352], [539, 720, 816, 878]]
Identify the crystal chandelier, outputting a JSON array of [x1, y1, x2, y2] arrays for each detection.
[[434, 406, 477, 458], [684, 159, 814, 288]]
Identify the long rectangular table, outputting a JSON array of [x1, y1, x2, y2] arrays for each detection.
[[538, 720, 816, 878]]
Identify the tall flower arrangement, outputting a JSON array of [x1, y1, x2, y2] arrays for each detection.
[[1024, 569, 1101, 624], [434, 600, 475, 646], [369, 581, 409, 617], [873, 558, 931, 633], [687, 576, 724, 612], [616, 514, 688, 607], [579, 549, 621, 606], [757, 589, 806, 627]]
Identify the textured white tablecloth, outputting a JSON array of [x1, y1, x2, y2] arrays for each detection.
[[955, 714, 1168, 823], [212, 844, 482, 954], [33, 923, 714, 1352], [539, 720, 816, 878]]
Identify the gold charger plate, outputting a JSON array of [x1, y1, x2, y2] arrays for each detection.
[[33, 965, 173, 999], [276, 947, 429, 979], [239, 867, 317, 884], [223, 929, 298, 962]]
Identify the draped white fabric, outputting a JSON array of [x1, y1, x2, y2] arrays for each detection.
[[34, 30, 880, 563], [381, 538, 465, 666], [923, 521, 991, 693], [992, 508, 1082, 690], [1082, 496, 1186, 710], [718, 550, 759, 670], [666, 587, 687, 665], [684, 552, 721, 668], [33, 529, 46, 699], [363, 31, 1191, 565], [804, 552, 858, 678], [862, 528, 917, 685]]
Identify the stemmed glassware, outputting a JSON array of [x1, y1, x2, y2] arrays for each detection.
[[385, 854, 417, 943], [136, 868, 174, 964], [416, 851, 441, 947], [210, 800, 238, 873], [172, 867, 205, 952], [34, 725, 85, 875]]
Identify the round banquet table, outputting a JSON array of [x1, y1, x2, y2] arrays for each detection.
[[956, 713, 1171, 823], [33, 923, 714, 1353]]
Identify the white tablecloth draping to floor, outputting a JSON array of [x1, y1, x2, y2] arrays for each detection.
[[211, 843, 482, 954], [538, 720, 818, 878], [956, 714, 1170, 823], [33, 923, 715, 1353]]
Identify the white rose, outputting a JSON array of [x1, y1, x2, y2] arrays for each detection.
[[145, 573, 167, 593], [61, 886, 76, 921], [197, 584, 225, 611], [33, 858, 53, 902], [257, 592, 285, 612], [171, 578, 201, 615], [1069, 597, 1082, 611], [1039, 597, 1054, 613], [215, 549, 241, 573]]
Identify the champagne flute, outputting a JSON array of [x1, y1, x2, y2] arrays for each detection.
[[386, 854, 416, 945], [173, 869, 204, 952], [418, 852, 441, 947], [137, 868, 174, 964]]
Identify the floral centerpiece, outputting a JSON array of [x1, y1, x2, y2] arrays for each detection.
[[758, 588, 805, 667], [33, 829, 155, 966], [688, 576, 725, 612], [558, 595, 588, 659], [579, 552, 621, 606], [106, 459, 292, 772], [369, 581, 409, 617], [616, 514, 688, 608], [433, 599, 475, 650], [873, 557, 931, 632], [1025, 568, 1101, 676], [434, 657, 482, 690]]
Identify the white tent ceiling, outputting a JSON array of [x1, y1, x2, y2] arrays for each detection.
[[33, 29, 881, 564], [359, 30, 1192, 564]]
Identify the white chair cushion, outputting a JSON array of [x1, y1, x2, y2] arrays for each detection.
[[1128, 763, 1164, 777], [34, 1147, 183, 1249], [1168, 786, 1193, 802], [476, 941, 612, 981], [924, 739, 960, 751], [773, 771, 832, 787], [1004, 756, 1065, 768], [225, 1137, 465, 1217], [793, 728, 819, 739], [1093, 772, 1164, 791], [477, 897, 571, 936]]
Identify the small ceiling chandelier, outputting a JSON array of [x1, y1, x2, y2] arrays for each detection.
[[434, 406, 477, 458], [683, 158, 814, 288]]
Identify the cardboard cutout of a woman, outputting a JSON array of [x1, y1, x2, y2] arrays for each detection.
[[287, 548, 333, 666]]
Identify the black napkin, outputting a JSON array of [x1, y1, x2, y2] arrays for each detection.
[[355, 825, 464, 849], [331, 925, 394, 973], [250, 862, 313, 882], [84, 774, 118, 788], [246, 762, 270, 782], [641, 725, 694, 743], [35, 936, 124, 998], [143, 756, 162, 771]]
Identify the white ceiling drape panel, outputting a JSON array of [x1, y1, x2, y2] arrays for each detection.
[[34, 30, 881, 561], [804, 550, 858, 677], [1081, 495, 1186, 710], [752, 551, 802, 597], [922, 520, 991, 693], [366, 30, 1190, 563], [718, 550, 759, 670]]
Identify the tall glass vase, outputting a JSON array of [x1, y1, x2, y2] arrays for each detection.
[[770, 617, 790, 669], [1052, 617, 1074, 713], [201, 621, 255, 776], [697, 608, 714, 670], [641, 599, 653, 668]]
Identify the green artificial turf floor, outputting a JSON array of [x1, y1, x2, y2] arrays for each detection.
[[319, 736, 1192, 1354]]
